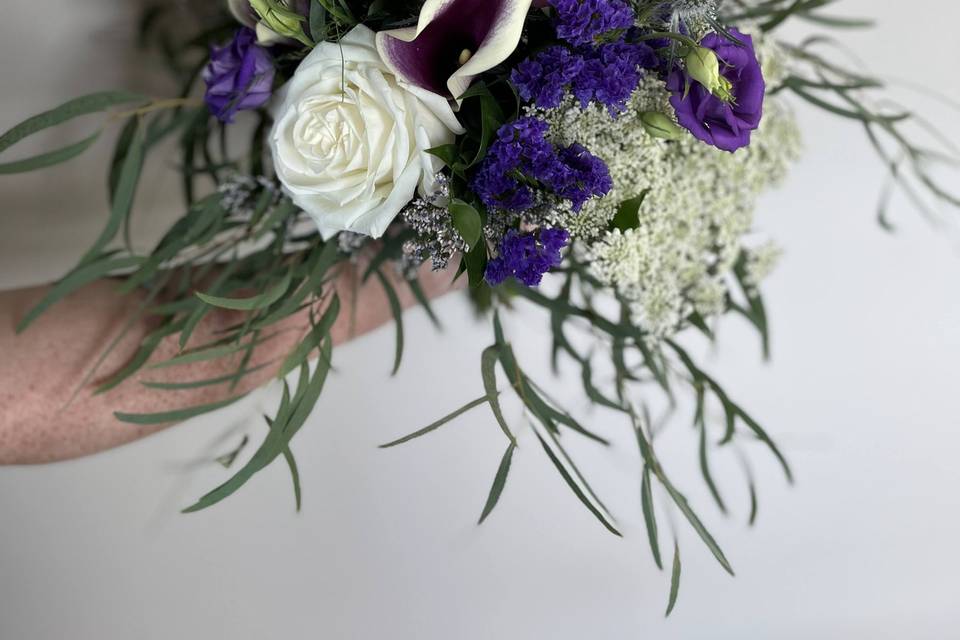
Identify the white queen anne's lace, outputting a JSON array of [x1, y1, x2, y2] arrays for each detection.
[[536, 43, 801, 336]]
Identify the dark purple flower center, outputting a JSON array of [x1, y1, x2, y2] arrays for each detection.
[[382, 0, 509, 95]]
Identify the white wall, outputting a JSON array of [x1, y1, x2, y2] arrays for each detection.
[[1, 1, 959, 638]]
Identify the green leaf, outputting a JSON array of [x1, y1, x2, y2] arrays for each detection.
[[109, 117, 139, 201], [635, 418, 734, 575], [197, 272, 293, 311], [463, 237, 489, 288], [308, 0, 327, 42], [115, 396, 244, 425], [699, 422, 728, 514], [459, 81, 506, 167], [482, 345, 517, 445], [799, 12, 875, 28], [282, 445, 302, 512], [183, 338, 334, 513], [665, 541, 681, 617], [478, 442, 516, 524], [426, 144, 461, 169], [80, 120, 146, 266], [266, 416, 303, 512], [449, 199, 483, 248], [380, 395, 489, 448], [407, 278, 442, 329], [375, 269, 404, 376], [151, 331, 282, 369], [278, 294, 341, 379], [216, 436, 250, 469], [96, 330, 167, 394], [17, 255, 143, 333], [659, 476, 734, 575], [535, 432, 621, 537], [641, 466, 663, 570], [610, 190, 649, 232], [141, 361, 273, 391], [0, 91, 146, 156], [0, 130, 102, 174]]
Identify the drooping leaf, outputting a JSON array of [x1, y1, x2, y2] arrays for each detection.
[[0, 91, 146, 156], [196, 272, 293, 311], [374, 269, 404, 376], [115, 396, 245, 425], [535, 431, 621, 537], [0, 131, 102, 174], [641, 465, 664, 570], [380, 395, 489, 448], [478, 442, 516, 524], [665, 541, 682, 617], [17, 255, 143, 333], [79, 119, 147, 266], [481, 346, 517, 445]]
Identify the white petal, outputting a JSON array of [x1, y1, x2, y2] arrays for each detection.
[[449, 0, 533, 101]]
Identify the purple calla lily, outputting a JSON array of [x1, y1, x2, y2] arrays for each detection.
[[376, 0, 534, 101]]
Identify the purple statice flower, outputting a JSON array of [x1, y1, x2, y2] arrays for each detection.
[[511, 46, 585, 110], [512, 40, 656, 114], [554, 143, 613, 210], [485, 228, 571, 287], [549, 0, 635, 46], [203, 28, 275, 123], [571, 40, 657, 114], [471, 117, 612, 213], [471, 118, 552, 212], [666, 29, 765, 152]]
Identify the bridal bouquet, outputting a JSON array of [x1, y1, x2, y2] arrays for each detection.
[[2, 0, 955, 611]]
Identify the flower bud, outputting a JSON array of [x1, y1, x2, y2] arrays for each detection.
[[685, 46, 722, 94], [641, 112, 685, 141], [248, 0, 310, 45]]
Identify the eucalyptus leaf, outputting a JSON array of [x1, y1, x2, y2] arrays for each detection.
[[0, 91, 146, 156], [478, 442, 516, 524], [0, 131, 102, 174]]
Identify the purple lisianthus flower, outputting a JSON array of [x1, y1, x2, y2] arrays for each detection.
[[203, 28, 275, 123], [666, 29, 765, 152], [485, 227, 570, 287]]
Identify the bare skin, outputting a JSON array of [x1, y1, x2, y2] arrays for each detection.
[[0, 263, 457, 464]]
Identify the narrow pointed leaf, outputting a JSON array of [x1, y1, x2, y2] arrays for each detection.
[[0, 91, 146, 155], [197, 272, 293, 311], [380, 395, 489, 448], [115, 396, 244, 425], [665, 542, 681, 617], [482, 345, 517, 445], [536, 432, 621, 537], [641, 466, 663, 569], [478, 442, 516, 524], [375, 269, 404, 375], [0, 131, 102, 174]]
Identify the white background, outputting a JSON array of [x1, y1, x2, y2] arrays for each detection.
[[2, 1, 959, 638]]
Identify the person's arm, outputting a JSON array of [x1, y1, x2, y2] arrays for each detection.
[[0, 264, 455, 464]]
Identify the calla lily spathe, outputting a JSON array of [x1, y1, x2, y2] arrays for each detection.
[[375, 0, 534, 101]]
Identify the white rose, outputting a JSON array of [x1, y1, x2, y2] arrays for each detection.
[[270, 25, 464, 239]]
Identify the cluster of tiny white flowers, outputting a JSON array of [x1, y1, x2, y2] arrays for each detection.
[[535, 44, 801, 337], [742, 240, 784, 291]]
